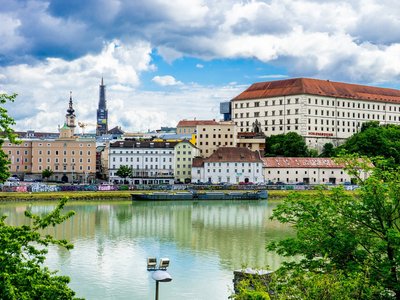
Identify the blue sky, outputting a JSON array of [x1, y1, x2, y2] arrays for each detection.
[[0, 0, 399, 132]]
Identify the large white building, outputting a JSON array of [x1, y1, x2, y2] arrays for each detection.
[[108, 140, 177, 184], [192, 147, 264, 184], [231, 78, 400, 150]]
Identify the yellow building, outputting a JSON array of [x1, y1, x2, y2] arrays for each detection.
[[174, 141, 200, 183]]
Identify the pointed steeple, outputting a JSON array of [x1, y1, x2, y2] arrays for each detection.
[[67, 91, 75, 115], [97, 78, 108, 136], [66, 91, 76, 129]]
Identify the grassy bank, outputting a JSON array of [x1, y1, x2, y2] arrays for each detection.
[[0, 189, 341, 202]]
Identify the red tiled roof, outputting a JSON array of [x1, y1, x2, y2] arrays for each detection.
[[205, 147, 263, 163], [192, 157, 205, 167], [262, 157, 344, 168], [177, 119, 219, 127], [232, 78, 400, 103]]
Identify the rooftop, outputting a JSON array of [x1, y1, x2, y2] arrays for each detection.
[[110, 140, 178, 148], [177, 119, 219, 127], [206, 147, 263, 163], [232, 78, 400, 103], [262, 157, 344, 168]]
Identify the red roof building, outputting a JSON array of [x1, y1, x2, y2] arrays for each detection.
[[231, 77, 400, 151]]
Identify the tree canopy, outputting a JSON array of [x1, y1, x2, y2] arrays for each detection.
[[0, 198, 82, 299], [264, 132, 310, 157], [116, 165, 132, 179], [337, 122, 400, 163], [267, 156, 400, 299], [0, 93, 18, 183], [42, 167, 54, 181]]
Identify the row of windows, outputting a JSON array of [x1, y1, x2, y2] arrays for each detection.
[[234, 98, 300, 109], [199, 141, 234, 146], [267, 170, 344, 175], [111, 150, 173, 154], [36, 143, 93, 147], [308, 98, 397, 111], [199, 134, 234, 139], [235, 109, 300, 119], [34, 150, 91, 156], [112, 157, 173, 163], [176, 164, 192, 169], [205, 162, 258, 167], [38, 158, 90, 163], [176, 151, 192, 155], [309, 109, 398, 120], [271, 177, 347, 183], [200, 127, 232, 132], [234, 97, 399, 111], [206, 169, 260, 173], [176, 170, 191, 175], [38, 165, 91, 171], [111, 165, 173, 170]]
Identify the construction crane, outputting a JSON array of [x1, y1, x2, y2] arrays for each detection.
[[78, 122, 97, 135]]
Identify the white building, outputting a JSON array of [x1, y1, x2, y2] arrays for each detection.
[[262, 157, 368, 185], [192, 147, 264, 184], [108, 140, 177, 184], [231, 78, 400, 150]]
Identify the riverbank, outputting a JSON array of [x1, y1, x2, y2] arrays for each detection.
[[0, 189, 344, 202]]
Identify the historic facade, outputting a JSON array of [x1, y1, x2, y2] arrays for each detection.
[[108, 140, 177, 184], [177, 119, 237, 157], [262, 157, 368, 185], [191, 147, 264, 184], [231, 78, 400, 150], [4, 94, 96, 182], [173, 141, 200, 183]]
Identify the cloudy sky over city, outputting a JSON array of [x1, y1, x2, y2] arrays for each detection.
[[1, 0, 399, 132]]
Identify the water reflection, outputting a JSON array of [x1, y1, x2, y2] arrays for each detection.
[[0, 200, 292, 300]]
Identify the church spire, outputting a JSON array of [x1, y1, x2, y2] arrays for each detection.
[[96, 78, 108, 136], [66, 91, 76, 129]]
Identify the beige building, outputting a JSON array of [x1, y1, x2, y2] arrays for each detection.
[[3, 141, 33, 177], [177, 119, 237, 157], [30, 138, 96, 183], [231, 78, 400, 150], [262, 157, 368, 185], [4, 92, 96, 183], [174, 141, 200, 183], [176, 119, 219, 134]]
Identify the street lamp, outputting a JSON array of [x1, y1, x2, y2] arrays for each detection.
[[147, 257, 172, 300]]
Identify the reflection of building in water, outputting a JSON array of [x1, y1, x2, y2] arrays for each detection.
[[2, 202, 292, 270]]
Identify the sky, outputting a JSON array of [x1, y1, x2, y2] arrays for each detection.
[[0, 0, 399, 133]]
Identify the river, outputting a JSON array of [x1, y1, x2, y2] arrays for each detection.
[[0, 199, 293, 299]]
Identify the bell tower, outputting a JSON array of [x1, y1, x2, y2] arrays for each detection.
[[66, 91, 76, 134]]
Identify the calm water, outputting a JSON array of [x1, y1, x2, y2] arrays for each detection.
[[0, 199, 292, 300]]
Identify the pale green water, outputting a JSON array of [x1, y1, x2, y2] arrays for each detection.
[[0, 200, 292, 300]]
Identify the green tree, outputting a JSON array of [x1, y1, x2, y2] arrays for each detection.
[[265, 132, 310, 157], [116, 165, 132, 181], [337, 122, 400, 163], [0, 93, 18, 183], [267, 156, 400, 299], [319, 142, 335, 157], [42, 167, 54, 181], [0, 197, 82, 299]]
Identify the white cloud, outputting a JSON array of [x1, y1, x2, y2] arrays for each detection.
[[0, 40, 154, 132], [196, 63, 204, 68], [152, 75, 183, 86]]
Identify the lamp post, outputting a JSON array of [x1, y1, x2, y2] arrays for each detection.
[[147, 257, 172, 300]]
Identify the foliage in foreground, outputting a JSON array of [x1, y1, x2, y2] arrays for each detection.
[[0, 197, 82, 299], [265, 156, 400, 299], [0, 93, 18, 183]]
